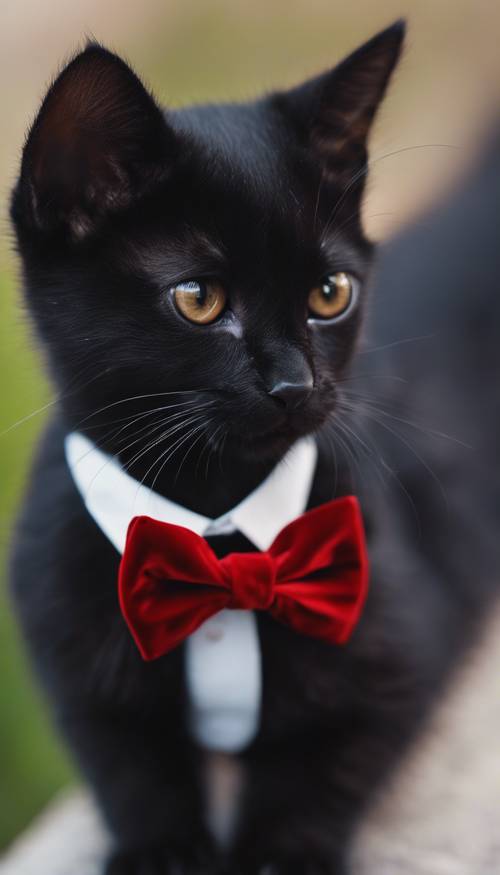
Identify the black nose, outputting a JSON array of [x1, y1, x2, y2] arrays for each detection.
[[269, 378, 314, 409]]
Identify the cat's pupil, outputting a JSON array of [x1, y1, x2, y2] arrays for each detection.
[[322, 280, 336, 300]]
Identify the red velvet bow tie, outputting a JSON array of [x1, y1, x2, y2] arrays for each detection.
[[118, 496, 369, 660]]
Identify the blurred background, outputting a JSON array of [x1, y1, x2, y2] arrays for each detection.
[[1, 0, 500, 851]]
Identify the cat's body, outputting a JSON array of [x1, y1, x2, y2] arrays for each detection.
[[9, 22, 499, 875], [354, 119, 500, 616], [11, 401, 447, 875]]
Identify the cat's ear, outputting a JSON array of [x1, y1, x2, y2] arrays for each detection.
[[276, 20, 405, 189], [17, 44, 175, 239]]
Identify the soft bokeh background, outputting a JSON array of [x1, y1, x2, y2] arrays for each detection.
[[1, 0, 500, 850]]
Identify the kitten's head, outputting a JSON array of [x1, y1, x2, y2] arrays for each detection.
[[11, 23, 404, 471]]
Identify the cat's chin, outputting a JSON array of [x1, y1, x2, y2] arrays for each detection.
[[219, 408, 332, 463], [225, 424, 310, 463]]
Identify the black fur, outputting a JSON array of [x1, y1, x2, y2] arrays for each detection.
[[11, 21, 498, 875]]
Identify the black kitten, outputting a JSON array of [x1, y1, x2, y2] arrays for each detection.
[[4, 22, 440, 875]]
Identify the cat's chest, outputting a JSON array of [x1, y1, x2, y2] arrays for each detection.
[[63, 431, 320, 750]]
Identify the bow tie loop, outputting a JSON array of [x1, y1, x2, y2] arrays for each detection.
[[220, 551, 276, 611]]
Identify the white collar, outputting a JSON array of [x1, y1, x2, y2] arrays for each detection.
[[65, 432, 318, 554]]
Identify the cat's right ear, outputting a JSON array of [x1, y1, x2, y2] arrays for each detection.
[[14, 44, 175, 240], [273, 21, 405, 195]]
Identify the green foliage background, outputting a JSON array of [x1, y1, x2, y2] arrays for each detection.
[[0, 260, 75, 846]]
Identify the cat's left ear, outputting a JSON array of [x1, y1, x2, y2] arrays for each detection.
[[15, 43, 176, 240], [275, 20, 405, 188]]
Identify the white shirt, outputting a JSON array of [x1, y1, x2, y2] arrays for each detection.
[[65, 431, 317, 753]]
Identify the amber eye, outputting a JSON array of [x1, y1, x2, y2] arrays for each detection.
[[172, 279, 226, 324], [308, 272, 357, 321]]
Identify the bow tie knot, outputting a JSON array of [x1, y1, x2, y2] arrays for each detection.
[[221, 551, 276, 611]]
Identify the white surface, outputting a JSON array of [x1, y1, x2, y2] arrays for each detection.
[[0, 792, 111, 875], [65, 432, 317, 752]]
